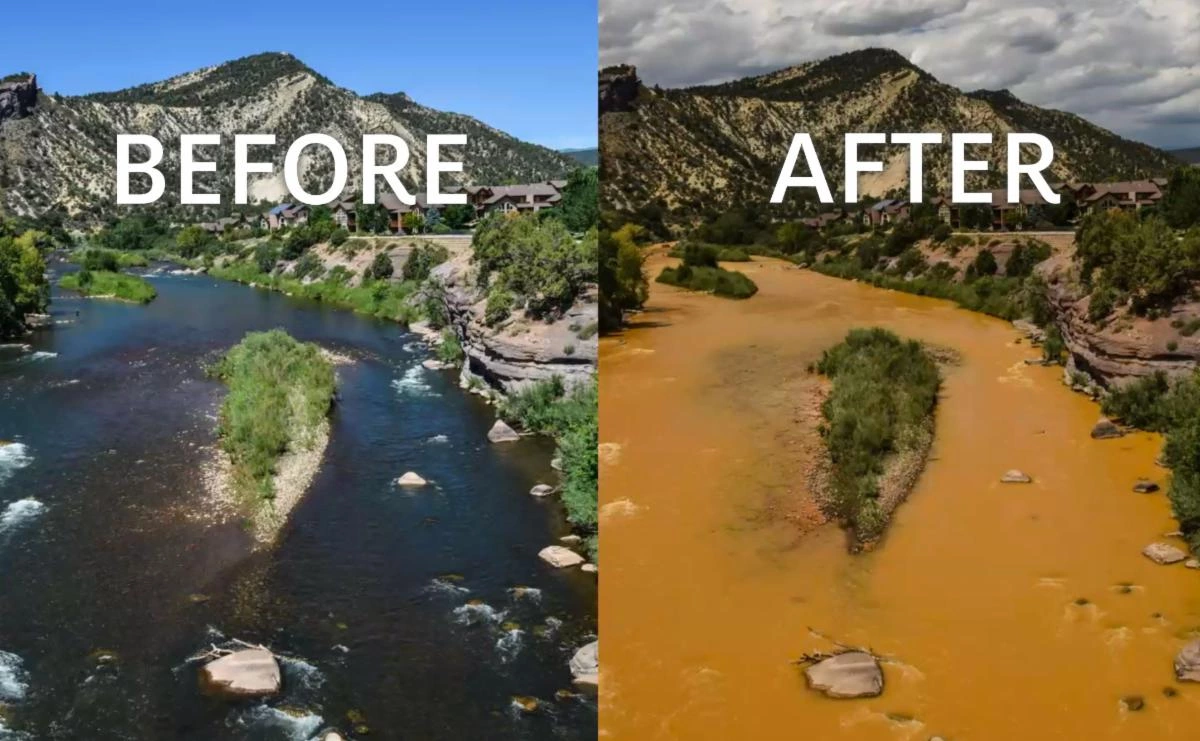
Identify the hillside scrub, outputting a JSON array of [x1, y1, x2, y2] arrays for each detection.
[[72, 248, 148, 270], [1103, 371, 1200, 551], [499, 376, 598, 556], [815, 328, 940, 544], [473, 213, 597, 323], [212, 330, 335, 508], [1076, 210, 1200, 316], [60, 269, 156, 303], [0, 228, 50, 338]]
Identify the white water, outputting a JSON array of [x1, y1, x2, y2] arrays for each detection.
[[425, 577, 470, 596], [0, 498, 44, 534], [453, 602, 506, 626], [391, 365, 434, 397], [237, 705, 324, 740], [0, 444, 31, 486], [0, 651, 28, 702]]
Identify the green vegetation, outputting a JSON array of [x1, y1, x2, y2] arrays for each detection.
[[473, 213, 597, 324], [1076, 210, 1200, 316], [1162, 166, 1200, 230], [0, 228, 50, 338], [368, 252, 394, 281], [401, 243, 449, 282], [212, 329, 335, 506], [815, 328, 940, 543], [210, 262, 421, 324], [656, 242, 758, 299], [598, 223, 649, 331], [555, 168, 599, 232], [60, 270, 156, 304], [499, 376, 598, 556], [1103, 372, 1200, 552], [71, 248, 148, 270], [436, 328, 464, 364]]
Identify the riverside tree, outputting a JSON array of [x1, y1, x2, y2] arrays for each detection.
[[0, 229, 50, 338]]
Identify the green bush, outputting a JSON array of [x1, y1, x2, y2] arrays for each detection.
[[499, 376, 598, 553], [369, 251, 394, 280], [60, 270, 156, 303], [213, 330, 335, 506], [436, 328, 464, 364], [401, 243, 449, 282], [485, 285, 515, 325], [656, 264, 758, 299], [330, 228, 348, 246], [473, 214, 597, 319], [598, 224, 649, 332], [816, 328, 940, 543]]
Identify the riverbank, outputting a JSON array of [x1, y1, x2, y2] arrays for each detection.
[[59, 270, 156, 303], [601, 251, 1200, 740]]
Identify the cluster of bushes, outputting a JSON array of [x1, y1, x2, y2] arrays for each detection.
[[598, 223, 649, 331], [60, 269, 157, 304], [499, 376, 598, 556], [815, 328, 940, 543], [0, 228, 50, 338], [1076, 210, 1200, 317], [211, 262, 421, 324], [1103, 371, 1200, 551], [656, 242, 758, 299], [401, 243, 449, 282], [212, 330, 335, 505], [473, 213, 597, 325], [73, 248, 147, 271]]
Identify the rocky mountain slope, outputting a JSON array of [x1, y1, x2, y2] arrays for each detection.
[[0, 53, 577, 221], [600, 49, 1179, 232]]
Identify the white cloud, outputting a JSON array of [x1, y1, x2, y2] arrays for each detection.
[[599, 0, 1200, 147]]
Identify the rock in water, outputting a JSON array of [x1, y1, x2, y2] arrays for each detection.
[[1001, 469, 1032, 484], [538, 545, 584, 568], [1091, 418, 1125, 439], [1143, 542, 1188, 565], [199, 648, 281, 699], [570, 640, 599, 690], [488, 420, 520, 443], [396, 472, 427, 486], [1175, 639, 1200, 682], [322, 733, 346, 741], [804, 651, 884, 699], [1133, 479, 1160, 493], [530, 484, 554, 497]]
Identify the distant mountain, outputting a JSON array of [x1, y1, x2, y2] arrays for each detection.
[[600, 48, 1181, 232], [561, 147, 598, 166], [1171, 147, 1200, 165], [0, 52, 578, 221]]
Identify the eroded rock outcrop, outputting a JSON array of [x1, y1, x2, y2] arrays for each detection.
[[0, 75, 37, 122], [1174, 639, 1200, 682], [199, 648, 282, 699], [430, 252, 597, 393]]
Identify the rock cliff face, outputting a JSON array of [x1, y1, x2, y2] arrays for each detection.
[[0, 75, 37, 122], [1044, 276, 1200, 385], [430, 251, 597, 393]]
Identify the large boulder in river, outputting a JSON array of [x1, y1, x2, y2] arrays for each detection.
[[199, 648, 281, 699], [804, 651, 883, 699], [1143, 542, 1188, 565], [1175, 639, 1200, 682], [1091, 417, 1125, 440], [1133, 479, 1160, 493], [1000, 469, 1032, 484], [487, 420, 520, 443], [396, 472, 427, 486], [530, 484, 554, 497], [570, 640, 599, 690], [538, 545, 584, 568]]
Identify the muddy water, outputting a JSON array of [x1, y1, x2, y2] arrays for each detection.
[[600, 253, 1200, 740]]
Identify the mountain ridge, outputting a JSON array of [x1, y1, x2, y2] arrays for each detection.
[[0, 53, 577, 222], [600, 49, 1180, 233]]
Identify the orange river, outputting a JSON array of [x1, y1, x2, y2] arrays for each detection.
[[598, 253, 1200, 740]]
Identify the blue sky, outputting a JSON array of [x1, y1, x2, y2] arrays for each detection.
[[0, 1, 597, 150]]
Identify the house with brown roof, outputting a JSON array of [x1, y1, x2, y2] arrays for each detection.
[[331, 200, 356, 232], [1081, 180, 1163, 214]]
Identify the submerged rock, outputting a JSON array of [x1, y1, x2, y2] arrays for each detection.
[[320, 733, 345, 741], [512, 696, 539, 713], [1091, 418, 1124, 440], [538, 545, 584, 568], [804, 651, 884, 699], [422, 359, 452, 370], [1122, 695, 1145, 711], [1143, 542, 1188, 565], [530, 484, 554, 497], [487, 420, 520, 443], [1000, 469, 1032, 484], [581, 563, 598, 574], [1133, 479, 1160, 493], [570, 640, 599, 691], [559, 534, 583, 546], [396, 472, 427, 486], [1186, 559, 1200, 570], [1176, 639, 1200, 682], [199, 648, 281, 699]]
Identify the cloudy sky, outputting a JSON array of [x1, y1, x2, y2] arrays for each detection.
[[599, 0, 1199, 149]]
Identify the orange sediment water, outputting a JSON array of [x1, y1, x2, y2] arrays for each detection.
[[599, 252, 1200, 740]]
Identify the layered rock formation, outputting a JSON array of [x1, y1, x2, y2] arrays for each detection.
[[430, 250, 597, 393], [0, 75, 37, 122]]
